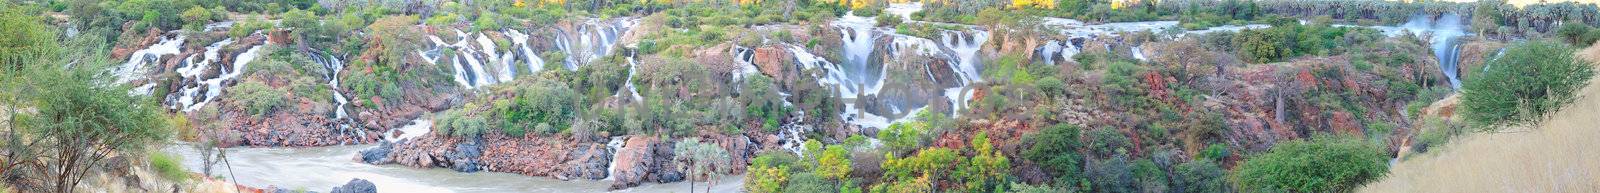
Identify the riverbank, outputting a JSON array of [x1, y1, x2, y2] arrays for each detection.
[[1359, 43, 1600, 192], [165, 144, 743, 193]]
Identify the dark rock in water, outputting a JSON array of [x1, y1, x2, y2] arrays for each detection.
[[560, 143, 612, 180], [446, 136, 483, 172], [328, 178, 377, 193], [357, 140, 395, 164]]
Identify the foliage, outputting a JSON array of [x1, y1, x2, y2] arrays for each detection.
[[877, 122, 924, 154], [675, 138, 731, 193], [496, 79, 582, 136], [149, 152, 187, 182], [230, 18, 273, 38], [1172, 159, 1227, 193], [436, 104, 489, 137], [1231, 137, 1388, 192], [230, 81, 288, 117], [881, 147, 962, 191], [783, 172, 833, 193], [1460, 40, 1594, 128], [5, 31, 170, 192], [746, 152, 798, 193], [875, 13, 902, 27], [958, 132, 1011, 192], [179, 5, 213, 31], [1024, 124, 1083, 184], [817, 145, 852, 185]]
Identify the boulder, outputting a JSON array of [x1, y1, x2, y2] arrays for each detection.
[[559, 143, 612, 180], [446, 136, 484, 172], [328, 178, 377, 193], [356, 140, 395, 164]]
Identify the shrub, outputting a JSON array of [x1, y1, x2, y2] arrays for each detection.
[[875, 14, 902, 27], [231, 81, 287, 117], [1024, 124, 1084, 183], [1172, 160, 1226, 193], [180, 5, 212, 31], [230, 18, 273, 38], [149, 152, 188, 182], [783, 172, 832, 193], [497, 79, 582, 136], [436, 105, 489, 137], [1231, 137, 1387, 192], [1460, 40, 1594, 128]]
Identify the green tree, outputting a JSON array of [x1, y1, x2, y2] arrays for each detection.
[[745, 152, 796, 193], [1172, 159, 1226, 193], [1231, 137, 1387, 192], [1461, 40, 1595, 128], [675, 138, 730, 193], [2, 23, 170, 193], [817, 145, 852, 189], [960, 132, 1011, 192], [1024, 124, 1084, 186], [180, 5, 213, 31]]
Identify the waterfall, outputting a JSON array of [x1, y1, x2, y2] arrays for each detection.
[[310, 52, 359, 143], [506, 29, 545, 74], [169, 38, 233, 109], [475, 33, 514, 82], [730, 46, 763, 82], [436, 29, 504, 88], [118, 34, 186, 84], [183, 44, 264, 112], [555, 19, 638, 70], [1388, 13, 1468, 89], [602, 136, 628, 181], [1131, 45, 1148, 61], [939, 30, 987, 85], [836, 18, 879, 97], [617, 56, 644, 102], [936, 30, 989, 116]]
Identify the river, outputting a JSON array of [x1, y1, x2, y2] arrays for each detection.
[[164, 144, 743, 193]]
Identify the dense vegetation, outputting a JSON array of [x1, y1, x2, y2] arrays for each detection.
[[1461, 40, 1595, 128], [3, 0, 1599, 192]]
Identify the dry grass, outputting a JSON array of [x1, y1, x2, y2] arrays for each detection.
[[1359, 44, 1600, 192]]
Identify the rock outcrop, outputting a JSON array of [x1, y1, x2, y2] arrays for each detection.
[[328, 178, 377, 193]]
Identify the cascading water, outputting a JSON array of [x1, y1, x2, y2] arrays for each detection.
[[506, 29, 545, 74], [118, 34, 186, 84], [170, 38, 232, 109], [730, 46, 765, 82], [1399, 13, 1468, 89], [555, 19, 638, 70], [309, 52, 363, 144], [602, 136, 628, 181], [1131, 45, 1148, 61], [617, 56, 644, 102], [835, 13, 881, 97], [183, 45, 264, 112], [936, 30, 990, 117]]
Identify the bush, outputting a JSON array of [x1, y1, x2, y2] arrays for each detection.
[[497, 79, 582, 136], [436, 105, 489, 137], [1460, 40, 1594, 128], [230, 18, 272, 38], [783, 172, 832, 193], [231, 81, 287, 117], [875, 14, 902, 27], [1172, 160, 1226, 193], [1231, 137, 1387, 192], [1023, 124, 1084, 183], [180, 5, 212, 31], [149, 152, 188, 182]]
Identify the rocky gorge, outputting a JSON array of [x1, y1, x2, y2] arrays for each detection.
[[100, 2, 1507, 192]]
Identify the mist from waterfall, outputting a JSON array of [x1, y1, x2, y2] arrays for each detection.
[[1397, 13, 1469, 89]]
